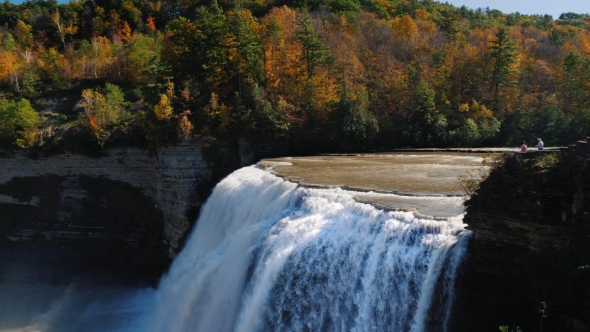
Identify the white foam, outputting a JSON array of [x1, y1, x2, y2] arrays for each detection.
[[149, 166, 471, 332]]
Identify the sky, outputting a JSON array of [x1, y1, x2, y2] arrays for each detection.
[[5, 0, 589, 20], [444, 0, 589, 20]]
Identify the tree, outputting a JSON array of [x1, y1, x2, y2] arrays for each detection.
[[391, 15, 418, 39], [438, 9, 460, 41], [228, 8, 264, 96], [411, 80, 448, 146], [14, 20, 33, 51], [154, 93, 173, 121], [52, 11, 78, 50], [0, 51, 20, 91], [490, 27, 520, 102], [153, 80, 175, 139], [79, 83, 127, 146], [1, 33, 17, 51], [330, 88, 378, 143], [177, 114, 193, 142], [0, 98, 40, 148], [297, 11, 329, 78]]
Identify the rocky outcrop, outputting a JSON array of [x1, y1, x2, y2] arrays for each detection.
[[455, 145, 590, 332], [0, 142, 287, 284], [0, 141, 287, 285]]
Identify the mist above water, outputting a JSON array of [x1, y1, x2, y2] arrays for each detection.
[[0, 282, 154, 332]]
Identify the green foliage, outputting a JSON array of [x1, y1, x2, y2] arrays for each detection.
[[1, 33, 17, 52], [3, 0, 590, 151], [0, 98, 40, 148], [329, 88, 378, 142], [245, 84, 290, 140], [411, 80, 447, 146], [533, 153, 559, 170], [297, 12, 330, 78], [519, 106, 576, 145], [437, 9, 460, 41], [490, 27, 519, 99], [327, 0, 361, 15], [229, 8, 265, 88], [498, 326, 522, 332], [78, 83, 129, 147]]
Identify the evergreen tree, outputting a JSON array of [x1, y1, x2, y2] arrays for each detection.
[[489, 27, 519, 102], [438, 9, 460, 41], [297, 12, 328, 79]]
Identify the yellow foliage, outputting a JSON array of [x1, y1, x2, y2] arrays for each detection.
[[391, 15, 418, 39], [561, 43, 577, 53], [154, 94, 173, 121], [177, 115, 193, 142], [81, 89, 108, 130], [459, 103, 469, 112], [14, 20, 33, 50], [120, 21, 133, 43]]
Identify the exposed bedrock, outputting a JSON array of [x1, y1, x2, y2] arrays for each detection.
[[0, 141, 286, 285], [455, 143, 590, 332]]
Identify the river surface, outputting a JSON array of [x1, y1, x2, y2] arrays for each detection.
[[0, 152, 488, 332]]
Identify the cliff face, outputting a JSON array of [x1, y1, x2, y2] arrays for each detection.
[[455, 145, 590, 332], [0, 141, 286, 285]]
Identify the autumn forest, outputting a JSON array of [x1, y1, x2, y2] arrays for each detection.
[[1, 0, 590, 152]]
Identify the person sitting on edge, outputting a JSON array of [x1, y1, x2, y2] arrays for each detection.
[[520, 141, 527, 153], [537, 138, 544, 150]]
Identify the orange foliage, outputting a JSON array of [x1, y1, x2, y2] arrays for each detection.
[[120, 21, 133, 43], [146, 16, 157, 31], [391, 15, 418, 39], [261, 6, 303, 98], [88, 112, 99, 132], [415, 8, 430, 21]]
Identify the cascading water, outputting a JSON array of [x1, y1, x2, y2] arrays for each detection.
[[148, 165, 471, 332]]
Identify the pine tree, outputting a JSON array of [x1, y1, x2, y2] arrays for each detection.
[[490, 27, 519, 100], [297, 12, 328, 78], [438, 9, 460, 41]]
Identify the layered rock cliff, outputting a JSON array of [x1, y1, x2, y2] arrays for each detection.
[[0, 141, 286, 285], [455, 145, 590, 332]]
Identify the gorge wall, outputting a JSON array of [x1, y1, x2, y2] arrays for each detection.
[[0, 141, 286, 285], [456, 144, 590, 332]]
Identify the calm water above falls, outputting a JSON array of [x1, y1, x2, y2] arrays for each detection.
[[1, 153, 482, 332]]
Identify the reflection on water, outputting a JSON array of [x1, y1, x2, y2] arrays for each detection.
[[0, 282, 154, 332], [261, 152, 490, 218]]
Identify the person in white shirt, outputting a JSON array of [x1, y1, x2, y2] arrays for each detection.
[[537, 138, 544, 150]]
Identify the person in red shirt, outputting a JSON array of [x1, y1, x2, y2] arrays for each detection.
[[520, 140, 528, 153]]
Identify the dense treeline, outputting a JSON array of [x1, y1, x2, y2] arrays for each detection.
[[1, 0, 590, 151]]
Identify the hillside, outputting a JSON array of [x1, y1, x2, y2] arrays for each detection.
[[1, 0, 590, 152]]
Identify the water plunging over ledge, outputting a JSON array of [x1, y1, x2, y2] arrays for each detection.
[[1, 152, 485, 331], [148, 152, 481, 332]]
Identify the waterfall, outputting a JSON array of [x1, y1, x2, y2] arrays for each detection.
[[148, 166, 471, 332]]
